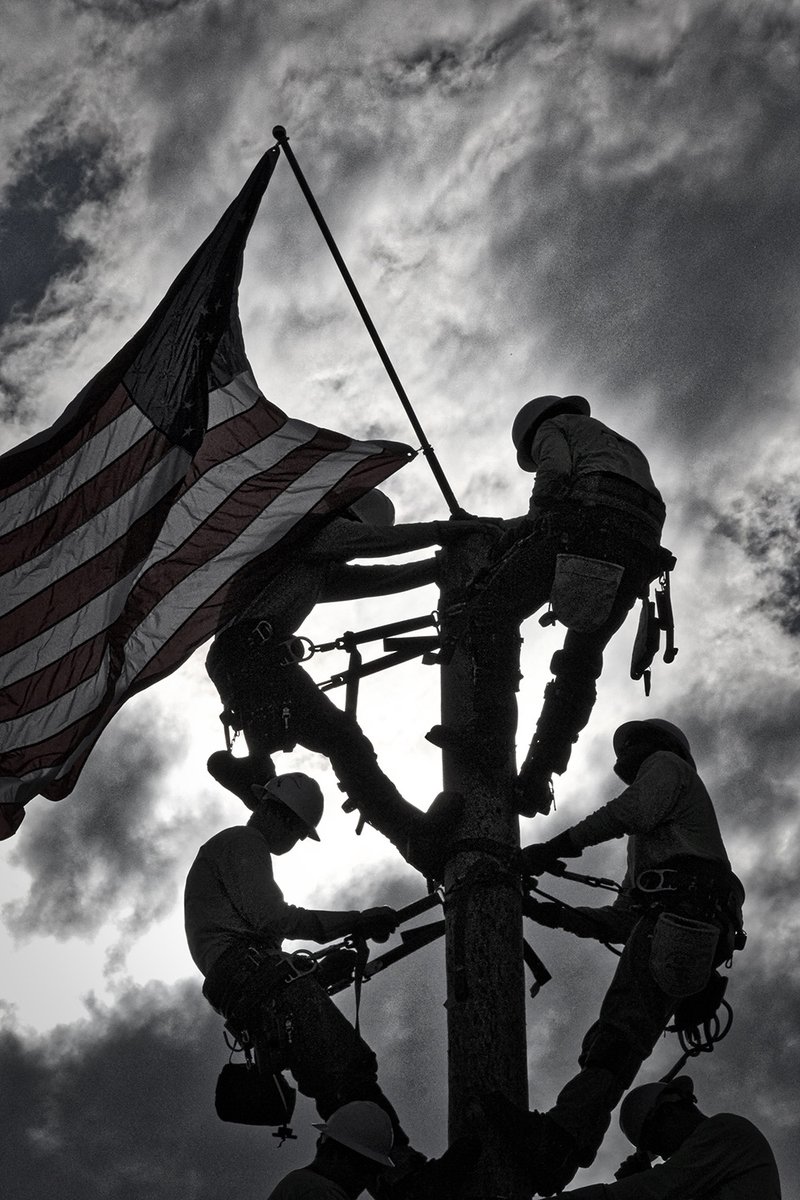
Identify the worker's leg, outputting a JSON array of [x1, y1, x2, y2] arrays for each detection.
[[515, 575, 639, 816], [545, 915, 675, 1173], [269, 975, 413, 1147]]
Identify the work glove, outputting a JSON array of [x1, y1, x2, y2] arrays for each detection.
[[434, 519, 502, 543], [614, 1150, 653, 1180], [519, 830, 578, 878], [353, 906, 399, 943]]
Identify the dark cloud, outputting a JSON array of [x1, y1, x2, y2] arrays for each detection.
[[486, 4, 800, 446], [71, 0, 200, 21], [0, 967, 448, 1198], [0, 980, 302, 1200], [3, 710, 191, 946], [0, 125, 124, 326], [710, 478, 800, 636]]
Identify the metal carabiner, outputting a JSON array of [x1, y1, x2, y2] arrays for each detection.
[[636, 868, 679, 893]]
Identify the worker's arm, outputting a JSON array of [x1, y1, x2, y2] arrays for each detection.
[[567, 754, 685, 851], [558, 1115, 779, 1199], [528, 422, 574, 511], [311, 515, 490, 563], [320, 558, 439, 601], [523, 897, 636, 945], [219, 835, 396, 943]]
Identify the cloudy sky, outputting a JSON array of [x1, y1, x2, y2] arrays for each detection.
[[2, 0, 800, 1195]]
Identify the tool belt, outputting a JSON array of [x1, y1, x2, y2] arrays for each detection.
[[207, 622, 308, 684], [633, 856, 745, 942], [569, 472, 666, 540], [202, 941, 317, 1030]]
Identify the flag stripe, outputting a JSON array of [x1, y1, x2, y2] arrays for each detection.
[[2, 408, 408, 751], [0, 382, 134, 510], [0, 427, 185, 616], [1, 442, 407, 801]]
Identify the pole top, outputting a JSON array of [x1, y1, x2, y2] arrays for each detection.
[[272, 125, 288, 142]]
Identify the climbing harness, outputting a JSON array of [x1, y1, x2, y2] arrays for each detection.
[[214, 611, 442, 750], [210, 892, 444, 1135], [522, 861, 741, 1077]]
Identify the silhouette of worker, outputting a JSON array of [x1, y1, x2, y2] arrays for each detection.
[[464, 396, 670, 816], [266, 1101, 395, 1199], [185, 772, 477, 1200], [557, 1074, 781, 1198], [206, 489, 484, 876], [490, 719, 745, 1196]]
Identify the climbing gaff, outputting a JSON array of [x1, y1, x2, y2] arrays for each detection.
[[271, 124, 462, 517]]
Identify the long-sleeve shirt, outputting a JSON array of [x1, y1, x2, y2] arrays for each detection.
[[560, 1113, 781, 1199], [267, 1166, 352, 1199], [566, 752, 736, 942], [184, 817, 358, 976], [223, 516, 445, 639], [530, 414, 662, 510]]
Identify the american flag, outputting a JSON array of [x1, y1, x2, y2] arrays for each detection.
[[0, 145, 413, 838]]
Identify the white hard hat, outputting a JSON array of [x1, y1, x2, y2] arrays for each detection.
[[512, 395, 591, 471], [348, 488, 396, 527], [254, 773, 323, 841], [313, 1101, 395, 1166], [613, 719, 696, 768], [619, 1076, 695, 1148]]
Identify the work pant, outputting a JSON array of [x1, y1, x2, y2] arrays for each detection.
[[548, 906, 729, 1166], [257, 973, 407, 1139], [207, 636, 426, 863], [469, 504, 661, 778]]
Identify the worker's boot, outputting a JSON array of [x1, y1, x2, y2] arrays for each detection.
[[516, 666, 598, 817], [206, 750, 275, 808], [482, 1092, 580, 1196], [515, 757, 555, 817], [355, 790, 464, 883]]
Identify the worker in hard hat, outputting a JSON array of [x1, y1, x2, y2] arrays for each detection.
[[489, 719, 745, 1196], [266, 1101, 395, 1199], [555, 1074, 781, 1198], [465, 396, 669, 816], [185, 771, 476, 1199], [205, 488, 489, 876]]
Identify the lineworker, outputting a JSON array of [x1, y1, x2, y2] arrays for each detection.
[[206, 489, 489, 875], [555, 1074, 782, 1198], [461, 396, 669, 816], [266, 1101, 396, 1199], [184, 771, 474, 1199], [489, 718, 745, 1196]]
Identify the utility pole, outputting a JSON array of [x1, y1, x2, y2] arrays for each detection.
[[437, 533, 530, 1200]]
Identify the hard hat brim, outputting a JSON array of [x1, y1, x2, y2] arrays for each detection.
[[613, 720, 695, 768], [312, 1123, 395, 1166], [513, 395, 590, 471]]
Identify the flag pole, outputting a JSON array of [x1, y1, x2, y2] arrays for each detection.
[[272, 125, 463, 517]]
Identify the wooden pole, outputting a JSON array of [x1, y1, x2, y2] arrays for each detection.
[[438, 534, 530, 1200]]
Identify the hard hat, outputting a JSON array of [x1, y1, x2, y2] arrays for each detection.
[[619, 1076, 696, 1148], [512, 395, 591, 471], [254, 773, 323, 840], [613, 719, 696, 768], [313, 1101, 395, 1166], [348, 489, 396, 527]]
